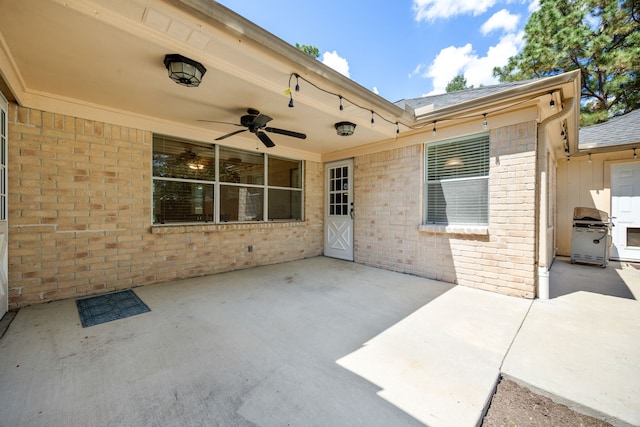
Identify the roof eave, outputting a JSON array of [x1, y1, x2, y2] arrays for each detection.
[[171, 0, 412, 124], [413, 70, 581, 124]]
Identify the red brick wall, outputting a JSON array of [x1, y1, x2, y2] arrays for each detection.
[[7, 105, 323, 308]]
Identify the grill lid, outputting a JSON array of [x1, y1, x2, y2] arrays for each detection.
[[573, 207, 609, 222]]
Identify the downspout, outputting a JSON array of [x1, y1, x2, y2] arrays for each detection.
[[536, 97, 576, 299]]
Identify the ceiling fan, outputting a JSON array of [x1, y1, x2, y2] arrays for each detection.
[[199, 108, 307, 148]]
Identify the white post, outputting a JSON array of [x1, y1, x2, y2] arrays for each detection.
[[538, 267, 550, 300]]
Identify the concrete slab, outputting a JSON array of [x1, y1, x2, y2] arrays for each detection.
[[337, 285, 532, 427], [4, 255, 635, 426], [502, 259, 640, 426], [0, 257, 459, 427]]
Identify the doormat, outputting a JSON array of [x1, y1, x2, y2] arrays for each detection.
[[76, 290, 150, 328]]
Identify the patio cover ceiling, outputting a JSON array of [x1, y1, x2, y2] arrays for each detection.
[[0, 0, 415, 161]]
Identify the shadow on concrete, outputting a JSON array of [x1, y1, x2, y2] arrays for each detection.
[[0, 257, 454, 427], [550, 257, 637, 300]]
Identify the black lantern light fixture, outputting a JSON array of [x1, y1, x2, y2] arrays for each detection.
[[164, 54, 207, 87], [335, 121, 356, 136]]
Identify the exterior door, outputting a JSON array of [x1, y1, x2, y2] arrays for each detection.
[[0, 92, 8, 317], [611, 162, 640, 262], [324, 159, 354, 261]]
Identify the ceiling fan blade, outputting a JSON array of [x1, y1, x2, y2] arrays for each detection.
[[264, 127, 307, 139], [253, 114, 273, 128], [215, 129, 247, 141], [256, 130, 276, 148], [198, 119, 244, 127]]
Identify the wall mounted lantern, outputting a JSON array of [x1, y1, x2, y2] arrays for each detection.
[[335, 121, 356, 136], [164, 54, 207, 87]]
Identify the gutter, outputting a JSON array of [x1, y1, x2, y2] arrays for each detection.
[[413, 70, 581, 124], [536, 97, 577, 299]]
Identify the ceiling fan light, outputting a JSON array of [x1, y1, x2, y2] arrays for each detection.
[[335, 121, 356, 136], [164, 54, 206, 87]]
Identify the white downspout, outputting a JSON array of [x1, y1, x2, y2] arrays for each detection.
[[536, 97, 575, 300]]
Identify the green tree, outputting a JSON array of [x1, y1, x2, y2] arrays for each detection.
[[493, 0, 640, 125], [446, 74, 474, 92], [295, 43, 320, 59]]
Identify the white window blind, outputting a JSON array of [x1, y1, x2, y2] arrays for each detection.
[[425, 134, 489, 225]]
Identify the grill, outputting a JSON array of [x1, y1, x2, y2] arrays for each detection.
[[570, 207, 612, 268]]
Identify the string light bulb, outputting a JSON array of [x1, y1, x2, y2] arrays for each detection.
[[483, 114, 488, 130], [370, 110, 375, 126], [432, 122, 437, 136], [396, 122, 400, 136], [634, 148, 637, 159], [588, 153, 592, 163], [549, 92, 556, 110], [288, 94, 294, 108], [294, 75, 300, 92], [339, 96, 344, 112]]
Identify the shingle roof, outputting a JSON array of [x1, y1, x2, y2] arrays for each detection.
[[579, 109, 640, 149], [394, 79, 538, 112]]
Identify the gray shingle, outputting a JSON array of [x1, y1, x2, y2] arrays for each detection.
[[395, 79, 538, 111], [579, 109, 640, 149]]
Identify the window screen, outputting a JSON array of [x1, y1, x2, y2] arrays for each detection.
[[425, 134, 489, 225]]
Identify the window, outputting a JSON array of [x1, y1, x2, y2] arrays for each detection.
[[425, 134, 489, 225], [153, 135, 303, 224]]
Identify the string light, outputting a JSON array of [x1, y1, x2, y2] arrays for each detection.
[[634, 148, 637, 159], [286, 72, 563, 140], [588, 153, 592, 163], [287, 73, 400, 136]]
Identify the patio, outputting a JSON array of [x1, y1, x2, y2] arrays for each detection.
[[0, 256, 638, 426]]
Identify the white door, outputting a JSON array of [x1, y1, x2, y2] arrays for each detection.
[[324, 159, 354, 261], [611, 162, 640, 262], [0, 92, 8, 317]]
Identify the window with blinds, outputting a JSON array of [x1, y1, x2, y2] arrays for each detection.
[[425, 134, 489, 225]]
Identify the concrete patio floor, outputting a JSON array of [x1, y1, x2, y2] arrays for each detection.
[[0, 256, 639, 426]]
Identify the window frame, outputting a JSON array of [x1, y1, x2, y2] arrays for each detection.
[[152, 135, 304, 225], [424, 133, 490, 226]]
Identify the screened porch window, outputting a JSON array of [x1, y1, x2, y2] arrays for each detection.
[[425, 134, 489, 225], [153, 135, 303, 224]]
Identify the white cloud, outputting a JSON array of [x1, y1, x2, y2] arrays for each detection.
[[413, 0, 497, 22], [322, 51, 350, 78], [481, 9, 520, 35], [528, 0, 540, 13], [419, 31, 524, 95], [372, 86, 380, 95], [409, 64, 426, 78], [422, 44, 474, 94]]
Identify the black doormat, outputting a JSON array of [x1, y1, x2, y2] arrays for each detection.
[[76, 290, 150, 328]]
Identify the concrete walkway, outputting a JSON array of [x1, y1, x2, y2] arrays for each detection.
[[0, 256, 638, 426], [503, 258, 640, 427]]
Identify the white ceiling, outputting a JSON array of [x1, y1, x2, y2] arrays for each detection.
[[0, 0, 410, 161]]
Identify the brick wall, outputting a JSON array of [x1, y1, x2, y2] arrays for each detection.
[[354, 122, 538, 298], [7, 104, 323, 308]]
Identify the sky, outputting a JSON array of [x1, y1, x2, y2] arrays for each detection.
[[216, 0, 540, 103]]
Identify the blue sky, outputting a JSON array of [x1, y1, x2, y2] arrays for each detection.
[[217, 0, 539, 102]]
